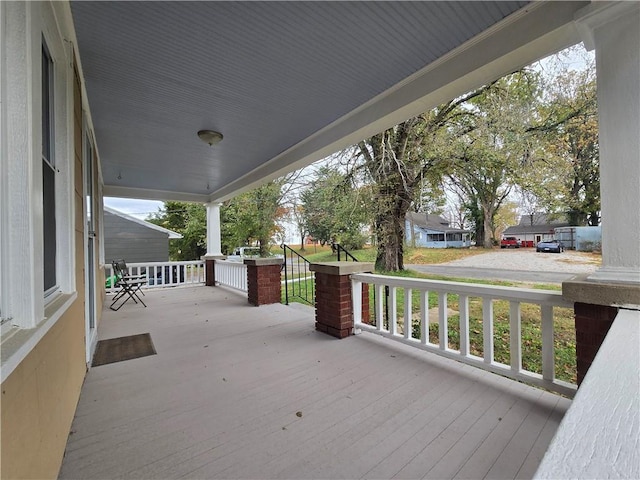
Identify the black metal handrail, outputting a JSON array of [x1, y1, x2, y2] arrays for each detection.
[[332, 243, 358, 262], [281, 244, 315, 306]]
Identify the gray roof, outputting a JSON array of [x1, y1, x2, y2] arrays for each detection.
[[503, 213, 571, 235], [104, 206, 182, 239], [406, 212, 469, 234]]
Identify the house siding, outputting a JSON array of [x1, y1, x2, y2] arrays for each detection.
[[0, 301, 86, 479], [405, 220, 468, 248], [104, 211, 170, 263], [1, 32, 90, 479]]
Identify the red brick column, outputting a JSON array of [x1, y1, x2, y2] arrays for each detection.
[[310, 262, 374, 339], [563, 276, 639, 386], [574, 302, 618, 385], [361, 283, 370, 325], [245, 258, 283, 306], [203, 255, 226, 286], [205, 259, 215, 286]]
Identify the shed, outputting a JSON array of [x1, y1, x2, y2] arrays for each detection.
[[502, 213, 571, 246], [405, 212, 470, 248], [554, 226, 602, 252], [104, 206, 182, 263]]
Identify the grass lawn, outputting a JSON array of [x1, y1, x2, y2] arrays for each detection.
[[365, 270, 576, 384], [278, 244, 488, 265]]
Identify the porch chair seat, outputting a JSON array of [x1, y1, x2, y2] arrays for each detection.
[[109, 259, 147, 311]]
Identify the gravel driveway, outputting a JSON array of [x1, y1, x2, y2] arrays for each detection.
[[441, 249, 600, 274]]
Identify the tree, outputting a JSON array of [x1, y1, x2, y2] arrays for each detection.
[[221, 180, 286, 256], [300, 166, 370, 250], [350, 84, 496, 271], [445, 70, 543, 248], [148, 202, 206, 260], [289, 202, 307, 250], [542, 69, 598, 225], [493, 201, 519, 240], [519, 48, 598, 225]]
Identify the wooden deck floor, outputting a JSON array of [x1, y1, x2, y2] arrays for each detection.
[[59, 286, 569, 480]]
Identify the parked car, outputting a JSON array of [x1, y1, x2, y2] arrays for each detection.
[[226, 246, 261, 262], [500, 236, 520, 248], [536, 239, 565, 253]]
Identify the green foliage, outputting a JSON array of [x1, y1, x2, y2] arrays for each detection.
[[446, 70, 543, 248], [346, 48, 598, 266], [300, 167, 371, 250], [148, 201, 206, 261], [517, 50, 599, 226], [221, 180, 286, 255]]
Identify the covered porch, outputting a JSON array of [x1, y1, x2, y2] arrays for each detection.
[[59, 286, 569, 480], [2, 1, 638, 479]]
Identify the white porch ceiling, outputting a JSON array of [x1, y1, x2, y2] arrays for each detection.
[[70, 1, 587, 203]]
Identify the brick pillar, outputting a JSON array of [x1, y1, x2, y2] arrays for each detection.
[[245, 258, 283, 306], [310, 262, 374, 339], [205, 259, 215, 286], [574, 303, 618, 385], [563, 276, 640, 386], [203, 255, 225, 286], [361, 283, 370, 325]]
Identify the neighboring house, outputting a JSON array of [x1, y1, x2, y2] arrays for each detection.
[[104, 206, 181, 264], [1, 2, 638, 479], [406, 212, 470, 248], [502, 213, 571, 245]]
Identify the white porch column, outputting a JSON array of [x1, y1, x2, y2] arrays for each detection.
[[576, 2, 640, 284], [205, 202, 223, 257]]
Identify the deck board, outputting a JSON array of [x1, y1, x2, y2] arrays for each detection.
[[59, 286, 569, 480]]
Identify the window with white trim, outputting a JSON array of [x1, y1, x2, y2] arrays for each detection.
[[1, 2, 75, 336], [42, 40, 57, 296]]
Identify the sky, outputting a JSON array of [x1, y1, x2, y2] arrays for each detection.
[[103, 197, 164, 220]]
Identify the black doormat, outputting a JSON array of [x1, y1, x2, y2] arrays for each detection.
[[92, 333, 156, 367]]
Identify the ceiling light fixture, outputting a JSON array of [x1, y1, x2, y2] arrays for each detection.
[[197, 130, 223, 146]]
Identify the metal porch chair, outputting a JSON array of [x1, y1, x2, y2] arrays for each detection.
[[109, 259, 147, 311]]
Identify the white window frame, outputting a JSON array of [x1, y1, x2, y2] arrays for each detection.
[[0, 2, 75, 340], [0, 1, 8, 334], [42, 38, 58, 298]]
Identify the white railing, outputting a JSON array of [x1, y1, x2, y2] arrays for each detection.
[[351, 273, 577, 397], [105, 261, 205, 294], [214, 260, 248, 292]]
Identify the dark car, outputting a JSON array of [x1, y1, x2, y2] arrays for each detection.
[[536, 239, 564, 253]]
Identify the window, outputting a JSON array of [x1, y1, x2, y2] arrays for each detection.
[[42, 41, 56, 295], [1, 1, 76, 361]]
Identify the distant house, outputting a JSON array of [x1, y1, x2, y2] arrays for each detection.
[[405, 212, 470, 248], [104, 206, 182, 263], [502, 213, 571, 245]]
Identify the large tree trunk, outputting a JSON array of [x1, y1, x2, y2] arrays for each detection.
[[372, 169, 413, 271], [258, 237, 270, 256], [375, 209, 407, 271], [482, 204, 495, 249]]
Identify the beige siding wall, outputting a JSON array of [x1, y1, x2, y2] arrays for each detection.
[[0, 301, 86, 479], [0, 55, 91, 480]]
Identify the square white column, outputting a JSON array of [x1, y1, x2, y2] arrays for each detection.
[[576, 2, 640, 284], [205, 202, 223, 257]]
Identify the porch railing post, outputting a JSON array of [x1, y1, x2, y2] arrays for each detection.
[[245, 258, 283, 306], [203, 255, 226, 286], [310, 262, 374, 339]]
